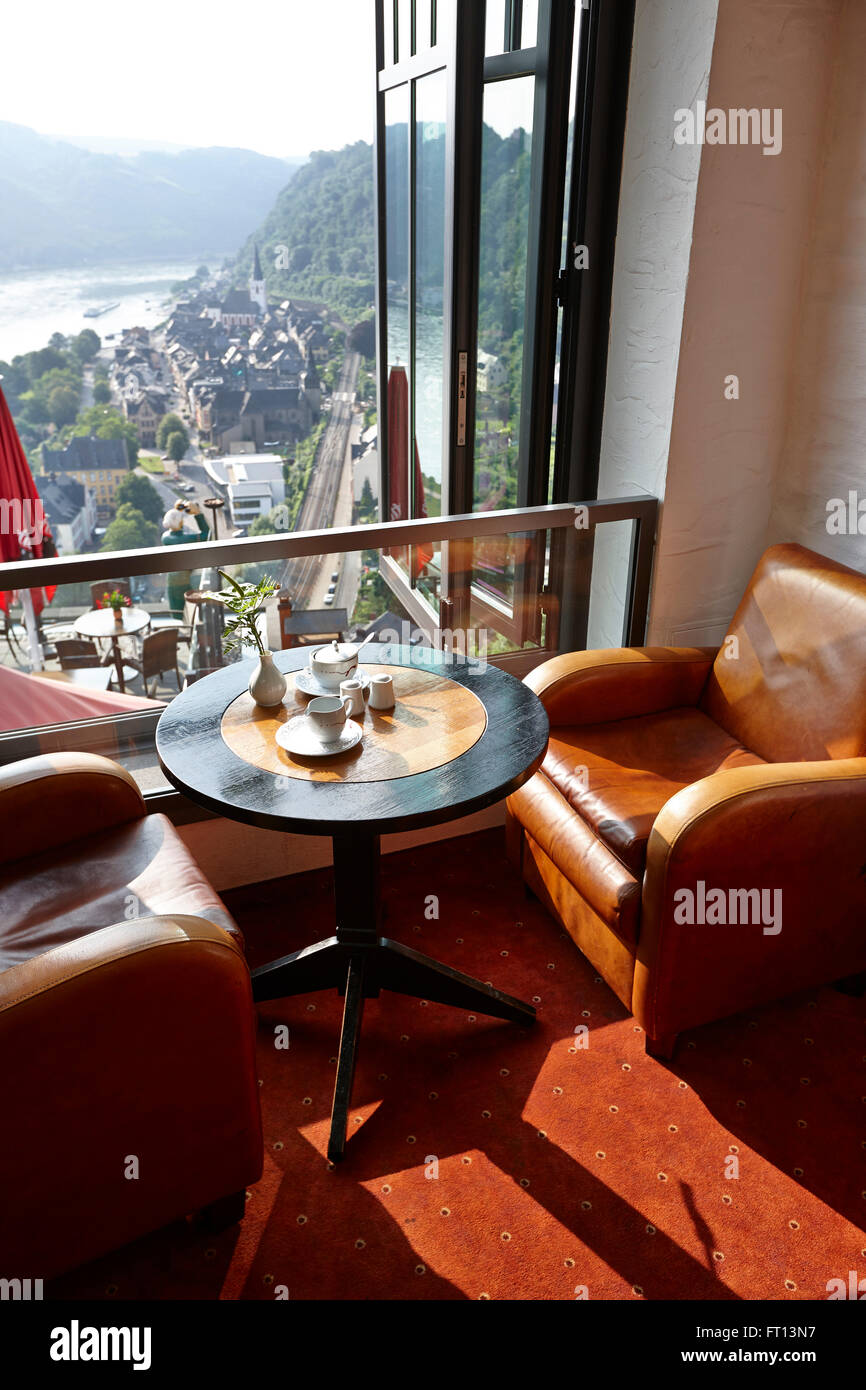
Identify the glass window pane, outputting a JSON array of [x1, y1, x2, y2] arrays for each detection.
[[396, 0, 412, 62], [415, 0, 433, 51], [433, 0, 454, 48], [551, 12, 582, 502], [587, 520, 633, 648], [520, 0, 539, 48], [412, 69, 447, 605], [485, 0, 507, 55], [382, 0, 395, 66], [384, 83, 410, 531], [474, 76, 534, 512]]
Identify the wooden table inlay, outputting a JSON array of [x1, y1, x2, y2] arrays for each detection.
[[220, 663, 487, 782]]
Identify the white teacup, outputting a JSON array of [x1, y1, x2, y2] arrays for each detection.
[[368, 673, 395, 710], [305, 694, 353, 741], [340, 678, 365, 716]]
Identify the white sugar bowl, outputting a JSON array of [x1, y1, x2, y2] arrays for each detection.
[[310, 639, 359, 690]]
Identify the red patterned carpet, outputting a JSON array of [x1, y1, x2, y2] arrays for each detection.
[[52, 829, 866, 1301]]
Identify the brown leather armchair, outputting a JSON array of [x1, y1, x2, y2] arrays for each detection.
[[506, 543, 866, 1057], [0, 752, 263, 1278]]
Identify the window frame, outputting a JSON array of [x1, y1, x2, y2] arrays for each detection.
[[378, 0, 636, 652]]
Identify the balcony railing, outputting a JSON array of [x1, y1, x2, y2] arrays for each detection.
[[0, 495, 658, 810]]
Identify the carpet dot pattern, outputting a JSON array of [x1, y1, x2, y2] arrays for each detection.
[[52, 830, 866, 1301]]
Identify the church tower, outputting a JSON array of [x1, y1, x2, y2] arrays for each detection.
[[248, 244, 267, 316], [302, 352, 321, 416]]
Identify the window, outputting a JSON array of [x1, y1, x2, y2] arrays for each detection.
[[375, 0, 633, 651]]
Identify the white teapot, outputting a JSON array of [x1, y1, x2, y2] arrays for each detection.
[[310, 639, 359, 690]]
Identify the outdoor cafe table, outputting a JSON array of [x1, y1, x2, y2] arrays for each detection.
[[156, 643, 549, 1162], [74, 605, 150, 693]]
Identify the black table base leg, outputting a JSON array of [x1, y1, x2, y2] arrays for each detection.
[[251, 937, 342, 1002], [328, 955, 367, 1163], [250, 828, 535, 1163], [375, 937, 536, 1025]]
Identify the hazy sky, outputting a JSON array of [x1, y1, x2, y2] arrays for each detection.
[[2, 0, 377, 159]]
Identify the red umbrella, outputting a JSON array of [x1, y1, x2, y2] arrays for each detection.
[[386, 365, 433, 574], [0, 664, 163, 732], [0, 384, 56, 616]]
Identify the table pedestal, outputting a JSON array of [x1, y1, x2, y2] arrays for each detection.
[[109, 634, 127, 692], [251, 829, 535, 1163]]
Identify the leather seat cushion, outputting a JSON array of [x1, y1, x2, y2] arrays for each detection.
[[542, 706, 766, 877], [507, 772, 642, 948], [0, 813, 240, 971]]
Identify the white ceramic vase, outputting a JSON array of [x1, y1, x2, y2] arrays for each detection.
[[248, 649, 287, 707]]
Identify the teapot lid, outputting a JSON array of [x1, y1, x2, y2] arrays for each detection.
[[313, 639, 357, 666]]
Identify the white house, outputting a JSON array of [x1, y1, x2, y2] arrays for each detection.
[[477, 349, 508, 393], [226, 478, 278, 530], [215, 454, 287, 530]]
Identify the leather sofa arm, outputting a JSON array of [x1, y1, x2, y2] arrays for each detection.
[[525, 647, 718, 725], [635, 758, 866, 1039], [0, 913, 246, 1012], [0, 915, 263, 1277], [0, 752, 145, 864]]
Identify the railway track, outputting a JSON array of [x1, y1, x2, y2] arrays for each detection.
[[281, 350, 360, 606]]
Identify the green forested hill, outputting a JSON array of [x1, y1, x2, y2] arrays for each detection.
[[234, 123, 530, 340], [235, 142, 376, 323]]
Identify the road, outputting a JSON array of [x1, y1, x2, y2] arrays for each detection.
[[135, 461, 213, 516], [281, 350, 361, 608]]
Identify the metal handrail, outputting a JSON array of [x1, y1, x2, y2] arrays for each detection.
[[0, 495, 657, 590]]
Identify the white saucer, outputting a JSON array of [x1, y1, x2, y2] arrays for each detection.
[[294, 665, 371, 698], [275, 714, 363, 758]]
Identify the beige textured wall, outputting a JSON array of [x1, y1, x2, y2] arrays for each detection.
[[647, 0, 841, 645], [590, 0, 719, 648], [766, 1, 866, 567], [179, 801, 506, 892]]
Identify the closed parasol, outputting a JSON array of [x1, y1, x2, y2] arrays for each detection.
[[0, 383, 57, 665]]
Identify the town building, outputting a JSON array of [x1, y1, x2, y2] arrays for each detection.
[[196, 385, 313, 452], [158, 284, 321, 455], [123, 390, 168, 448], [37, 472, 96, 555], [204, 453, 286, 531], [248, 245, 268, 316], [477, 349, 507, 393], [41, 437, 130, 518], [215, 289, 261, 332]]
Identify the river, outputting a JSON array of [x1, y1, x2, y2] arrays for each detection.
[[0, 258, 223, 362]]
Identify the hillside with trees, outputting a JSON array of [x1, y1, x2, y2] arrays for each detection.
[[233, 123, 530, 459], [234, 141, 376, 323], [0, 330, 101, 459]]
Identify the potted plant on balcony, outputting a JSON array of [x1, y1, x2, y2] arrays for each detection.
[[212, 569, 286, 707], [98, 589, 131, 628]]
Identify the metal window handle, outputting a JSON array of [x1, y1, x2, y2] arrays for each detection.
[[457, 351, 468, 446]]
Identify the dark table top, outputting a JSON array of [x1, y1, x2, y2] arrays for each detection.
[[156, 643, 549, 836]]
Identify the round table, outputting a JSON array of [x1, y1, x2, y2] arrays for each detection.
[[74, 606, 150, 692], [156, 643, 549, 1162]]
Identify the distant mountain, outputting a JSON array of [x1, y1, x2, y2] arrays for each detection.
[[0, 122, 297, 269], [235, 141, 376, 323], [49, 133, 310, 164], [44, 134, 194, 156]]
